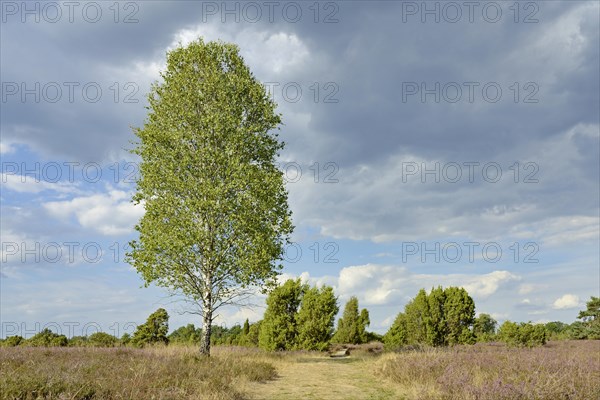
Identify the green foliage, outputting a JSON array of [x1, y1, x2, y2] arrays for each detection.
[[212, 324, 244, 345], [68, 336, 89, 347], [443, 287, 475, 345], [545, 321, 568, 334], [332, 296, 370, 344], [473, 313, 498, 342], [498, 321, 547, 347], [384, 287, 476, 348], [426, 287, 447, 346], [383, 312, 409, 348], [88, 332, 118, 347], [404, 289, 430, 344], [259, 279, 306, 350], [1, 335, 24, 347], [573, 296, 600, 339], [128, 38, 293, 356], [544, 321, 570, 340], [247, 321, 262, 347], [359, 309, 371, 342], [577, 296, 600, 322], [132, 308, 170, 347], [243, 319, 250, 336], [567, 321, 590, 340], [169, 324, 202, 345], [364, 331, 384, 342], [259, 279, 339, 351], [120, 333, 131, 345], [295, 285, 339, 350], [25, 329, 68, 347], [167, 322, 255, 346]]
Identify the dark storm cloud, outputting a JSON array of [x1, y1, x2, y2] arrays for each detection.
[[1, 1, 246, 161], [2, 1, 597, 165], [281, 1, 600, 167], [1, 0, 598, 243]]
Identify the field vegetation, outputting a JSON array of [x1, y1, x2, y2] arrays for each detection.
[[1, 341, 598, 399], [2, 292, 598, 398], [376, 340, 600, 400]]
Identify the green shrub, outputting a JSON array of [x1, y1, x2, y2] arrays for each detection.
[[168, 324, 202, 345], [1, 335, 24, 347], [247, 321, 262, 346], [332, 296, 370, 345], [474, 314, 498, 342], [498, 321, 547, 347], [384, 287, 476, 348], [571, 297, 600, 339], [120, 333, 131, 345], [68, 336, 88, 347], [544, 321, 570, 340], [25, 329, 68, 347], [88, 332, 118, 347], [131, 308, 169, 347]]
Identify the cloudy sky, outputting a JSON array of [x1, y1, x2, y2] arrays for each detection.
[[1, 1, 599, 338]]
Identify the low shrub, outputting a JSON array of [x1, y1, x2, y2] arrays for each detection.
[[24, 329, 68, 347], [0, 336, 24, 347], [88, 332, 118, 347], [498, 321, 547, 347]]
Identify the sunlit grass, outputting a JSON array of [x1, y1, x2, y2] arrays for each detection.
[[0, 345, 276, 400], [2, 341, 599, 399], [375, 340, 600, 400]]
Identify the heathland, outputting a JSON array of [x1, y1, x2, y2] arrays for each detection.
[[1, 340, 599, 400]]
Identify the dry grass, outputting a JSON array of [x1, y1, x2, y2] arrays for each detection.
[[2, 341, 599, 399], [0, 345, 277, 400], [375, 340, 600, 400]]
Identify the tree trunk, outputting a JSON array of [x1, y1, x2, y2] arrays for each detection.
[[200, 258, 214, 356], [200, 309, 213, 356]]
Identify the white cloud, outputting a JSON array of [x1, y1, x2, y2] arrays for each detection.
[[213, 307, 264, 327], [0, 141, 15, 154], [552, 294, 581, 310], [1, 277, 149, 336], [462, 271, 521, 298], [336, 264, 406, 305], [379, 315, 396, 329], [284, 264, 521, 307], [171, 26, 309, 78], [518, 283, 547, 295], [1, 173, 79, 194], [43, 189, 144, 236], [489, 312, 509, 321], [531, 216, 599, 247]]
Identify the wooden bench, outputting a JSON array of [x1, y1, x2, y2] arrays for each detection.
[[329, 348, 350, 358]]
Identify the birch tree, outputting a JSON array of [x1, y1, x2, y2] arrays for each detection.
[[128, 38, 293, 356]]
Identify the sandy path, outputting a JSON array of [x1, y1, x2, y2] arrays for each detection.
[[244, 356, 404, 400]]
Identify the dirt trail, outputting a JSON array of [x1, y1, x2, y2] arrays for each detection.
[[244, 356, 404, 400]]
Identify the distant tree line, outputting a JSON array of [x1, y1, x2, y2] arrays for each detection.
[[2, 288, 598, 349]]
